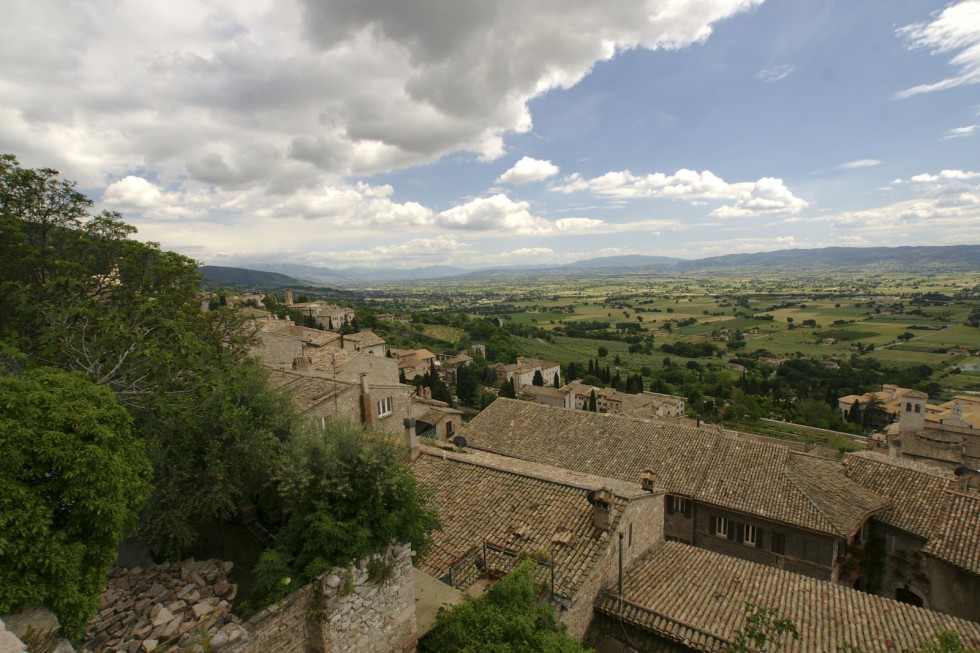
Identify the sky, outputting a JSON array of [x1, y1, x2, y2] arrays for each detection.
[[1, 0, 979, 271]]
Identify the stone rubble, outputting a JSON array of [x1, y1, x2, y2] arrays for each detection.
[[81, 560, 247, 653]]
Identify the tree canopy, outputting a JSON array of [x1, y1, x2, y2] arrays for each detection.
[[0, 153, 297, 559], [0, 367, 152, 639]]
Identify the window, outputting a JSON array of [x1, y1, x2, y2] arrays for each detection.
[[377, 397, 393, 417], [771, 531, 786, 555], [743, 524, 758, 547], [668, 496, 691, 516], [714, 516, 730, 539], [629, 523, 633, 547]]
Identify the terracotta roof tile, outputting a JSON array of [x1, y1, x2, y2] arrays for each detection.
[[410, 448, 646, 600], [266, 369, 352, 412], [842, 451, 953, 538], [597, 541, 980, 652], [922, 490, 980, 575], [461, 399, 889, 537]]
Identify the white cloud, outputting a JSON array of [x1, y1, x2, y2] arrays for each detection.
[[338, 235, 475, 265], [710, 178, 809, 217], [836, 159, 882, 169], [437, 194, 552, 234], [497, 156, 560, 184], [552, 168, 808, 217], [896, 1, 980, 98], [829, 169, 980, 239], [944, 125, 978, 138], [907, 169, 980, 184], [755, 64, 795, 83], [0, 0, 763, 188]]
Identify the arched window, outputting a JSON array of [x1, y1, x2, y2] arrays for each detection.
[[906, 402, 912, 412], [914, 404, 921, 413]]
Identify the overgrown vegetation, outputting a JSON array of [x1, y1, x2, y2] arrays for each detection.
[[419, 560, 591, 653], [252, 422, 440, 606], [0, 154, 441, 637]]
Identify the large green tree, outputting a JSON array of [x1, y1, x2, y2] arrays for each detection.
[[0, 367, 152, 639], [0, 154, 295, 558]]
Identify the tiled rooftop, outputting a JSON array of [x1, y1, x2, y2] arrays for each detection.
[[842, 451, 953, 538], [596, 541, 980, 653], [843, 451, 980, 576], [922, 490, 980, 575], [461, 399, 889, 537], [267, 369, 352, 412], [409, 447, 649, 601]]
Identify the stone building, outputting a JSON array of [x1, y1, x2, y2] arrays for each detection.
[[459, 399, 889, 581], [494, 356, 560, 389], [281, 290, 354, 331], [563, 383, 685, 418], [843, 451, 980, 621], [409, 446, 665, 639], [838, 384, 928, 423], [409, 395, 463, 441], [267, 368, 413, 437], [872, 390, 980, 470], [390, 348, 438, 381]]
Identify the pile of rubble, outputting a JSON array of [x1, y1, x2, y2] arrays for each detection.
[[82, 560, 247, 653]]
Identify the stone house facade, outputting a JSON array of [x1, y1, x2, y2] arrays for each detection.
[[494, 357, 560, 389], [843, 451, 980, 622]]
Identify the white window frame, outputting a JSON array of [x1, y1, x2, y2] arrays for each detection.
[[377, 396, 393, 418], [743, 524, 758, 546], [716, 516, 730, 539]]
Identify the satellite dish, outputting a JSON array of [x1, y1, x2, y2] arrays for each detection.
[[586, 490, 597, 506], [452, 435, 467, 449]]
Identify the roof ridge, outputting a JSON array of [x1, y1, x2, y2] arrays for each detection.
[[416, 446, 645, 497]]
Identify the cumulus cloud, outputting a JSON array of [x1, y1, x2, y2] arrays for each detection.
[[896, 1, 980, 99], [755, 64, 795, 83], [497, 156, 560, 184], [102, 176, 210, 219], [552, 168, 808, 217], [437, 195, 552, 233], [0, 0, 763, 187]]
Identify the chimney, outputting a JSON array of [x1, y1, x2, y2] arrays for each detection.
[[292, 356, 309, 371], [593, 487, 614, 531], [359, 373, 374, 427], [641, 469, 657, 493], [404, 418, 419, 462]]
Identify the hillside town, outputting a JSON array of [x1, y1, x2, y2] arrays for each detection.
[[4, 1, 980, 648], [3, 272, 979, 653]]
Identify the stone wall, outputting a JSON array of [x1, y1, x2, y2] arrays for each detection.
[[561, 492, 664, 639], [0, 617, 26, 653], [228, 544, 417, 653]]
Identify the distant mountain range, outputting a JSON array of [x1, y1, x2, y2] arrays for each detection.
[[199, 245, 980, 289]]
